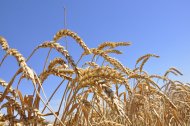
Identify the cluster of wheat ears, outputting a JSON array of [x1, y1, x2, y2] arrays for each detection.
[[0, 29, 190, 126]]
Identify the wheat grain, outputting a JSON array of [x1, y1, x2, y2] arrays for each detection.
[[0, 36, 9, 50], [53, 29, 91, 54]]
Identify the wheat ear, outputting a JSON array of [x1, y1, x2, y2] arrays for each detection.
[[53, 29, 91, 54]]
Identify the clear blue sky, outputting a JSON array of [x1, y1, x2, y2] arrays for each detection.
[[0, 0, 190, 108]]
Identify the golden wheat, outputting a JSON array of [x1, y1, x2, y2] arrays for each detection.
[[0, 29, 189, 126]]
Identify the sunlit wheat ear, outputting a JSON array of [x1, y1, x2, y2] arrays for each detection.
[[139, 57, 149, 72], [4, 48, 35, 81], [39, 68, 73, 83], [0, 36, 9, 50], [6, 49, 26, 66], [48, 57, 67, 70], [83, 62, 99, 68], [53, 29, 91, 54], [78, 66, 128, 85], [0, 79, 17, 97], [149, 74, 168, 81], [175, 81, 190, 92], [37, 42, 79, 74], [136, 54, 160, 65], [164, 67, 183, 77], [98, 42, 131, 50], [103, 49, 123, 54], [136, 54, 159, 67], [136, 54, 159, 73], [123, 79, 132, 96], [128, 74, 160, 89], [85, 48, 134, 75]]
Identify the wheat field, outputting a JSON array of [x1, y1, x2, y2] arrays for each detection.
[[0, 29, 190, 126]]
